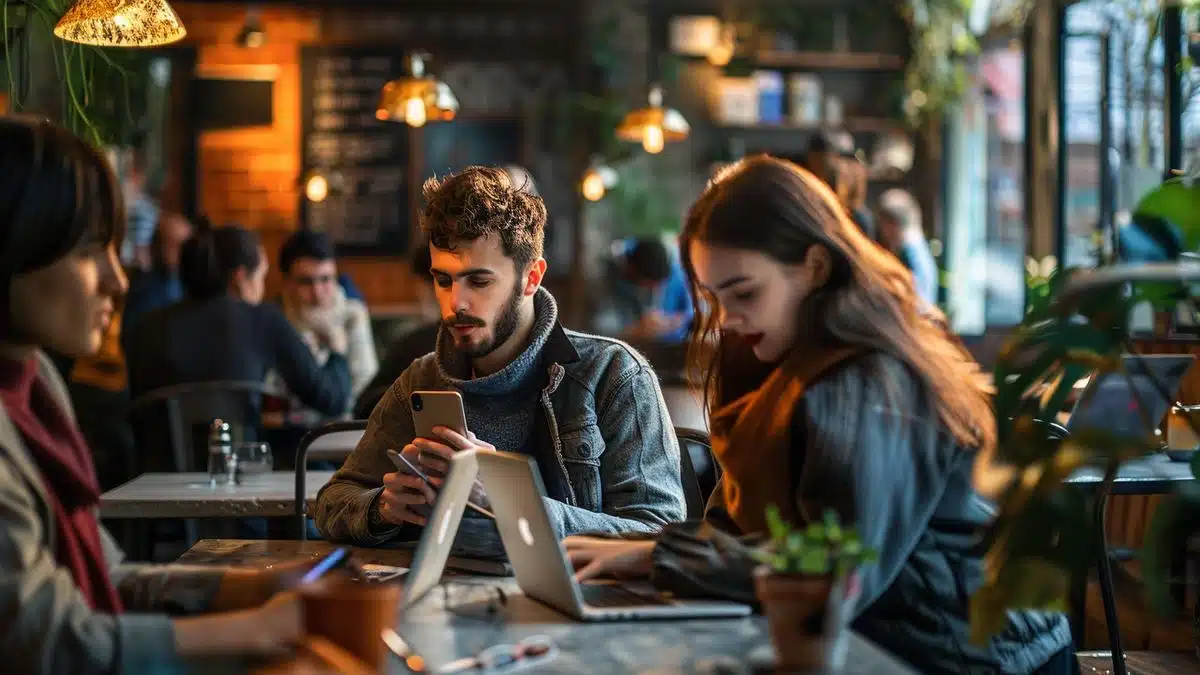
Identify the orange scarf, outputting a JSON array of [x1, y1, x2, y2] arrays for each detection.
[[709, 346, 862, 534]]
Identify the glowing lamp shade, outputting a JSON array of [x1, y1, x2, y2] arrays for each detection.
[[54, 0, 187, 48], [377, 53, 458, 127], [616, 85, 689, 154]]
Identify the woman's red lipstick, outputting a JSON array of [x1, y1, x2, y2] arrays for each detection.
[[744, 333, 764, 347]]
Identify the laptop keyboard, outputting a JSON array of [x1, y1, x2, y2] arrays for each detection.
[[579, 583, 669, 608]]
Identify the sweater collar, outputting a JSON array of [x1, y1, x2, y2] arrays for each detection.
[[435, 287, 575, 395]]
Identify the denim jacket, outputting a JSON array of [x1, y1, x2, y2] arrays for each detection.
[[315, 304, 687, 556]]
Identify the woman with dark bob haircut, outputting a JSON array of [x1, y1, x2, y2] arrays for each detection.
[[561, 156, 1075, 674], [0, 117, 316, 673]]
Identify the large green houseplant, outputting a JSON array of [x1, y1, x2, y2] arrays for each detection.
[[972, 167, 1200, 643]]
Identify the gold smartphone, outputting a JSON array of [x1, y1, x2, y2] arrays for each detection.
[[409, 390, 468, 439]]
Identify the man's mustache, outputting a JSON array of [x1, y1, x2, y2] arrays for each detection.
[[442, 312, 486, 328]]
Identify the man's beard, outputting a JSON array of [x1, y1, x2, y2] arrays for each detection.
[[443, 282, 524, 358]]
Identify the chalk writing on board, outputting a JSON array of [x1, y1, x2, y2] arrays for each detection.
[[300, 47, 411, 255]]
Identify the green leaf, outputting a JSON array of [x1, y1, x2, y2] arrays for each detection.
[[1134, 181, 1200, 252], [765, 504, 789, 541], [800, 549, 829, 575]]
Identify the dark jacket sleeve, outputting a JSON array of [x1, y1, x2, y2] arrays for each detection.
[[261, 305, 351, 416], [650, 358, 960, 618]]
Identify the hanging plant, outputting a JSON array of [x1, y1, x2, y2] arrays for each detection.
[[900, 0, 983, 128], [2, 0, 151, 146]]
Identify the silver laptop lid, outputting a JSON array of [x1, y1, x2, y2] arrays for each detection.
[[402, 449, 479, 607], [475, 450, 585, 619], [1067, 354, 1195, 438]]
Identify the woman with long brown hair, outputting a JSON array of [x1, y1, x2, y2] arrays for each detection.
[[563, 156, 1072, 674]]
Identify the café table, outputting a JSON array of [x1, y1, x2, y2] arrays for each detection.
[[181, 539, 919, 674], [1065, 452, 1198, 675], [99, 470, 336, 519]]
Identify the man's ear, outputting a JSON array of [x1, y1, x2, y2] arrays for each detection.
[[523, 258, 547, 297]]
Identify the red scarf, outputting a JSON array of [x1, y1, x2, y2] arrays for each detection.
[[0, 357, 123, 612]]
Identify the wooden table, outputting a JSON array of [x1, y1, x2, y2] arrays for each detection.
[[99, 471, 336, 519], [181, 539, 918, 674]]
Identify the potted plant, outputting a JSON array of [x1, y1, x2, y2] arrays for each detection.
[[751, 506, 878, 670]]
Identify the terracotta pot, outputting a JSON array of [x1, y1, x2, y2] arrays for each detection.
[[754, 566, 847, 670]]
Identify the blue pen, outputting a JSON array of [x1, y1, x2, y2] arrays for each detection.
[[300, 547, 349, 584]]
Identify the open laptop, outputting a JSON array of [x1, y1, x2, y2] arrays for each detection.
[[397, 449, 480, 607], [1065, 354, 1195, 439], [474, 449, 753, 621]]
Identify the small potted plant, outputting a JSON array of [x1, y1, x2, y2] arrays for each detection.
[[752, 506, 878, 670]]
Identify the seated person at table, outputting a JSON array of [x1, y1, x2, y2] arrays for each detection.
[[561, 156, 1073, 675], [316, 166, 686, 555], [122, 210, 194, 329], [353, 241, 440, 418], [597, 236, 693, 343], [277, 228, 377, 403], [125, 223, 351, 468], [0, 117, 308, 674]]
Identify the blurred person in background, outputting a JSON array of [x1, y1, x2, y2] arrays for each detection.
[[122, 211, 195, 329], [119, 145, 159, 272], [125, 224, 350, 470], [0, 116, 310, 675], [277, 228, 377, 402], [598, 236, 693, 343], [561, 156, 1073, 675], [877, 188, 938, 308]]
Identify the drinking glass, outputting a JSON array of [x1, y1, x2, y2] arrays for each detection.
[[235, 442, 273, 479]]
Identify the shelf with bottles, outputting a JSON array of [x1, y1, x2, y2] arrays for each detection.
[[752, 50, 905, 72]]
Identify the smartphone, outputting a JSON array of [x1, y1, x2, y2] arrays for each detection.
[[410, 390, 468, 439]]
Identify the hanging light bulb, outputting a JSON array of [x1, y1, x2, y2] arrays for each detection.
[[616, 84, 689, 154], [377, 52, 458, 127], [300, 169, 344, 203], [642, 124, 665, 154], [581, 172, 606, 202], [404, 96, 427, 127], [305, 174, 328, 203], [55, 0, 187, 47], [580, 158, 618, 202]]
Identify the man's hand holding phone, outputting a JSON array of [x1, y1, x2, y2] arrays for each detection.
[[415, 427, 497, 512], [378, 446, 437, 527]]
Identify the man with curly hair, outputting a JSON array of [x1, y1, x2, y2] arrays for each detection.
[[316, 166, 686, 555]]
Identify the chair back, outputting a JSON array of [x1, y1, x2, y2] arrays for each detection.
[[294, 419, 370, 540], [128, 380, 271, 473], [676, 426, 719, 519]]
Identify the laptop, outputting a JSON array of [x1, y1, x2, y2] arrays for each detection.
[[1065, 354, 1195, 439], [474, 449, 753, 621], [398, 449, 481, 607]]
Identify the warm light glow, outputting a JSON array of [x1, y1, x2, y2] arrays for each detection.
[[707, 25, 735, 66], [54, 0, 188, 48], [305, 174, 329, 203], [404, 97, 427, 127], [581, 171, 606, 201], [642, 124, 664, 154]]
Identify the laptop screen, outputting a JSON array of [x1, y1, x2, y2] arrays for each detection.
[[1067, 356, 1195, 438]]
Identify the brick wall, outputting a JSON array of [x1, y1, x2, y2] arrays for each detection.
[[170, 3, 583, 309]]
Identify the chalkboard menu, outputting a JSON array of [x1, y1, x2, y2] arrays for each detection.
[[300, 47, 411, 255]]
